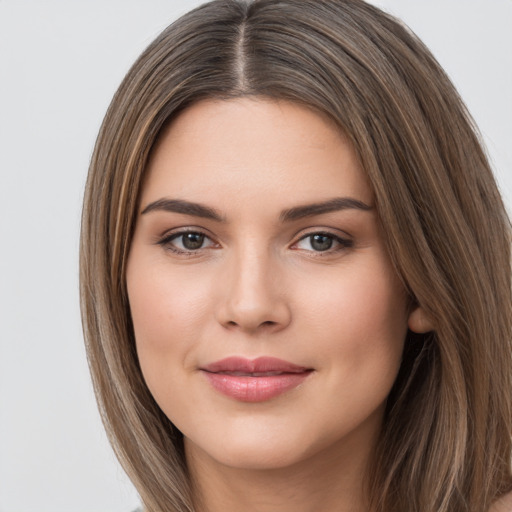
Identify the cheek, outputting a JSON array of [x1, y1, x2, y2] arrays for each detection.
[[343, 271, 408, 344], [298, 258, 408, 373], [126, 258, 213, 367], [297, 267, 408, 433], [126, 260, 215, 417]]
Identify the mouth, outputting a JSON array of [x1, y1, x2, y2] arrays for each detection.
[[200, 357, 314, 402], [214, 371, 297, 376]]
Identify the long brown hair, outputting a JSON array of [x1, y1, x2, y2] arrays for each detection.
[[80, 1, 512, 510]]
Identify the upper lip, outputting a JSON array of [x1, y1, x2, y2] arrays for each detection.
[[201, 356, 311, 375]]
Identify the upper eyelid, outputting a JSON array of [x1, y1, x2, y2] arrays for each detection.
[[291, 226, 353, 242], [157, 226, 215, 242]]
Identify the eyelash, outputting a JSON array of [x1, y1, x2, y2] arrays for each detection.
[[292, 232, 354, 254], [157, 229, 353, 256], [157, 229, 218, 255]]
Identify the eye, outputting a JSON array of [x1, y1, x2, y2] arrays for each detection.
[[293, 232, 353, 253], [158, 230, 217, 253]]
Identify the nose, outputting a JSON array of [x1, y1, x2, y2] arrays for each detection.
[[215, 245, 292, 335]]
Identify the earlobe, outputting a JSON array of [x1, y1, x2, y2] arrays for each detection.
[[408, 306, 434, 333]]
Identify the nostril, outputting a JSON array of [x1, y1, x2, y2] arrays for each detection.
[[217, 299, 292, 333], [223, 319, 277, 330]]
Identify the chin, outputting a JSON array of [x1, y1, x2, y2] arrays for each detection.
[[184, 420, 349, 473], [206, 447, 311, 472]]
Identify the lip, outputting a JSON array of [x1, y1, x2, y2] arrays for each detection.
[[200, 357, 313, 402]]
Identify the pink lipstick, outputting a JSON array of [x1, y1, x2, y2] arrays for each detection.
[[200, 356, 313, 402]]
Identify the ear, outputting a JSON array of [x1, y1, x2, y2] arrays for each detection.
[[408, 306, 434, 333]]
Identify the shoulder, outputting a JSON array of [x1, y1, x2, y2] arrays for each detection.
[[490, 491, 512, 512]]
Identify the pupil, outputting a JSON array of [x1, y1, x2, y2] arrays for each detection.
[[311, 234, 333, 251], [182, 233, 204, 250]]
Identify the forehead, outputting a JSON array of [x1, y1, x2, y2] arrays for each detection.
[[142, 98, 373, 210]]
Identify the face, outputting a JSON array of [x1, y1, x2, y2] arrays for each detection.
[[126, 98, 412, 472]]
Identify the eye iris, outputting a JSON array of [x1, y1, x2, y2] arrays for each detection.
[[182, 233, 204, 250], [311, 234, 333, 251]]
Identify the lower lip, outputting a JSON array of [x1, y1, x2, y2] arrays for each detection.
[[202, 371, 312, 402]]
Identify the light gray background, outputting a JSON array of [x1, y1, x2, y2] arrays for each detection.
[[0, 1, 510, 511]]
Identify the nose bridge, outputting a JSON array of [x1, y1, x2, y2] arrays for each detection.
[[217, 237, 290, 332], [233, 240, 271, 303]]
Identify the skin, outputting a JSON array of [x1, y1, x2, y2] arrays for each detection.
[[126, 98, 429, 512]]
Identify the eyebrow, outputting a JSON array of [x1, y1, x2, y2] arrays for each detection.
[[141, 196, 372, 222], [141, 198, 225, 221], [279, 197, 372, 221]]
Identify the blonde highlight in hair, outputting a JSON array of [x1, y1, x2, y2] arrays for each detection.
[[80, 1, 512, 510]]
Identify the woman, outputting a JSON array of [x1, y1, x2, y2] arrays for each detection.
[[80, 1, 512, 511]]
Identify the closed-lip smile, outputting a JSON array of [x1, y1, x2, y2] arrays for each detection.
[[200, 356, 314, 402]]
